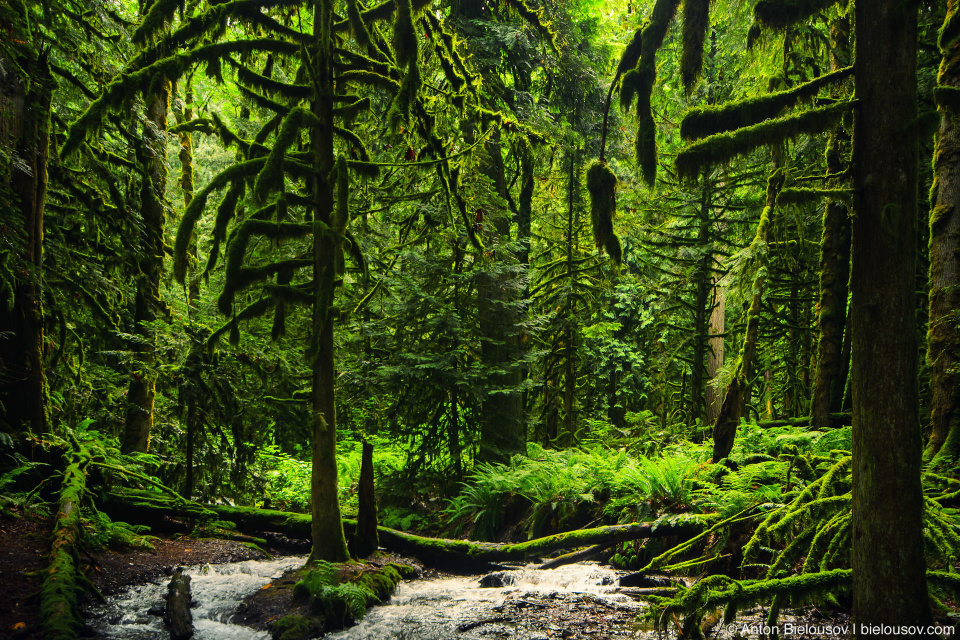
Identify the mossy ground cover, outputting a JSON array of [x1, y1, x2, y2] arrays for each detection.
[[235, 554, 419, 640]]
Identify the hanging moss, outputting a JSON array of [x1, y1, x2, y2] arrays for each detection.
[[333, 156, 350, 233], [622, 0, 681, 186], [619, 68, 642, 113], [387, 62, 421, 129], [62, 38, 300, 158], [333, 126, 371, 161], [636, 116, 657, 187], [675, 100, 852, 182], [586, 161, 622, 263], [219, 219, 312, 315], [680, 66, 853, 140], [334, 97, 371, 120], [133, 0, 186, 44], [425, 11, 475, 93], [616, 28, 644, 77], [393, 0, 417, 68], [340, 69, 402, 91], [237, 84, 291, 116], [753, 0, 840, 32], [210, 298, 275, 344], [423, 12, 466, 92], [681, 0, 710, 92], [503, 0, 557, 51], [229, 319, 241, 345], [777, 187, 852, 205], [173, 158, 265, 284], [254, 107, 320, 203], [230, 58, 312, 99]]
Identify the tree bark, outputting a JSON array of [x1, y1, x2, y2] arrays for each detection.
[[689, 182, 713, 430], [926, 0, 960, 466], [353, 441, 379, 558], [123, 74, 170, 453], [476, 132, 526, 463], [705, 282, 725, 426], [851, 0, 933, 632], [309, 0, 349, 564], [0, 49, 52, 435], [712, 170, 783, 462], [811, 17, 852, 432]]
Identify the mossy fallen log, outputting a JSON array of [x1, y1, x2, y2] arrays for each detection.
[[373, 515, 718, 572], [104, 490, 716, 572], [102, 488, 312, 538], [41, 438, 103, 640], [757, 412, 851, 430]]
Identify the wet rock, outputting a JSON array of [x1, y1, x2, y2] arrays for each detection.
[[617, 572, 677, 588], [164, 567, 194, 640], [147, 604, 165, 616], [479, 571, 517, 588]]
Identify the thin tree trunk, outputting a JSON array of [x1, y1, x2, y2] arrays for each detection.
[[851, 0, 933, 630], [705, 282, 725, 427], [812, 18, 851, 431], [689, 182, 713, 429], [309, 0, 349, 564], [0, 50, 51, 434], [926, 1, 960, 466], [711, 170, 783, 462]]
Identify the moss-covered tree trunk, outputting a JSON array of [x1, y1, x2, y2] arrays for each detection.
[[688, 181, 713, 430], [476, 133, 526, 463], [926, 1, 960, 466], [173, 77, 200, 306], [0, 49, 51, 434], [122, 75, 169, 453], [308, 0, 349, 564], [850, 0, 933, 630], [811, 18, 851, 432], [711, 169, 782, 462]]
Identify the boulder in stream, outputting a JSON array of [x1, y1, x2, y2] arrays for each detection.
[[479, 571, 518, 588], [164, 567, 194, 640]]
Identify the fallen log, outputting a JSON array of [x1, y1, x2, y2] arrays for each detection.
[[374, 515, 718, 572], [41, 436, 103, 640], [103, 490, 716, 572], [165, 567, 194, 640], [757, 412, 851, 430], [534, 544, 611, 570]]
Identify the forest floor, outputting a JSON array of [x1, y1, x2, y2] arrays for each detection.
[[0, 508, 266, 640]]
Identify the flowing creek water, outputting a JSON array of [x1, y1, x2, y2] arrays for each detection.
[[87, 557, 652, 639], [85, 555, 849, 639], [87, 556, 306, 640]]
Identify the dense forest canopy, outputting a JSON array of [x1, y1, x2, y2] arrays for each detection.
[[3, 0, 960, 636]]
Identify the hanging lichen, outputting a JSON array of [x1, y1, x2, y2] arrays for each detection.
[[393, 0, 417, 68], [230, 58, 312, 99], [173, 158, 265, 284], [675, 101, 852, 182], [254, 107, 321, 203], [680, 0, 710, 92], [586, 161, 622, 264], [752, 0, 840, 32], [621, 0, 681, 186], [680, 66, 852, 140]]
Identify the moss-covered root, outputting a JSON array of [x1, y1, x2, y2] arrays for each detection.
[[41, 444, 96, 640]]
